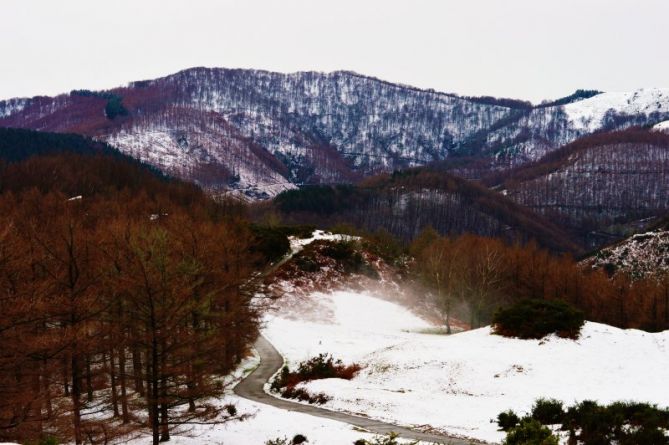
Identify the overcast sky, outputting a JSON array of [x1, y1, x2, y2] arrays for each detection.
[[2, 0, 668, 102]]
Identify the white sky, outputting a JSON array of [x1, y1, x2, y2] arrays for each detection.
[[1, 0, 668, 102]]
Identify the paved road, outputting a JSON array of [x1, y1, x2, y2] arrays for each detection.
[[234, 335, 478, 445]]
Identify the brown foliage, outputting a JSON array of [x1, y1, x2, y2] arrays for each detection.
[[411, 230, 669, 332], [0, 154, 259, 444]]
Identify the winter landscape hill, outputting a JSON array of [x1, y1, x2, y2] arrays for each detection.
[[2, 68, 669, 445], [485, 129, 669, 248], [2, 67, 669, 199]]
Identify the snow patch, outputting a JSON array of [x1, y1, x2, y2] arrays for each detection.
[[653, 120, 669, 132], [563, 88, 669, 132]]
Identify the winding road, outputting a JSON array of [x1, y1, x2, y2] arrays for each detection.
[[234, 335, 475, 445]]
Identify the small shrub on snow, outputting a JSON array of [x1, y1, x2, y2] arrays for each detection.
[[497, 409, 520, 431], [492, 299, 584, 339], [265, 437, 290, 445], [271, 353, 361, 389], [502, 418, 558, 445], [281, 386, 330, 404], [292, 433, 308, 444], [270, 354, 361, 405]]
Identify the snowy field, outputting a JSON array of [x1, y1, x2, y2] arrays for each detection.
[[264, 290, 669, 444]]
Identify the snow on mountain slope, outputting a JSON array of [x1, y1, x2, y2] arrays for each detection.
[[588, 229, 669, 277], [564, 88, 669, 132], [654, 120, 669, 132], [264, 290, 669, 443], [1, 68, 668, 197], [0, 98, 27, 119], [104, 107, 296, 198]]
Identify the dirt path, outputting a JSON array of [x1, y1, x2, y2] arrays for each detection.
[[234, 335, 478, 445]]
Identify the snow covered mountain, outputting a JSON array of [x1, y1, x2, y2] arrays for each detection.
[[1, 67, 668, 198]]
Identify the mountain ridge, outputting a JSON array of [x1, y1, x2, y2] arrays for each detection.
[[1, 67, 668, 199]]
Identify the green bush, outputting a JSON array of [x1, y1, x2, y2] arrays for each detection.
[[531, 398, 564, 425], [270, 354, 361, 404], [292, 434, 308, 444], [497, 409, 520, 431], [250, 224, 315, 264], [500, 400, 669, 445], [503, 418, 558, 445], [492, 299, 584, 339]]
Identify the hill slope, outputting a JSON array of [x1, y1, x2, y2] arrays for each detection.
[[272, 169, 580, 253], [2, 68, 668, 197], [486, 129, 669, 248], [264, 289, 669, 444]]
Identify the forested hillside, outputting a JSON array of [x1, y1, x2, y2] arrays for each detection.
[[1, 68, 668, 198], [0, 131, 261, 444], [269, 169, 580, 253], [487, 129, 669, 248]]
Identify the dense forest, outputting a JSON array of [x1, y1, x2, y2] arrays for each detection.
[[0, 138, 260, 444]]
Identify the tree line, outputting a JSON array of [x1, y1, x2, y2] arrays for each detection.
[[411, 229, 669, 332]]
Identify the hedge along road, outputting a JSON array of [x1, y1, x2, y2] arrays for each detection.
[[233, 335, 483, 445]]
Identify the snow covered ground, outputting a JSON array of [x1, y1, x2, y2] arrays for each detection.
[[264, 290, 669, 444], [138, 394, 376, 445], [288, 229, 359, 255], [122, 353, 384, 445]]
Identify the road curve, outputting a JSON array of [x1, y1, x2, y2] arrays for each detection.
[[234, 335, 477, 445]]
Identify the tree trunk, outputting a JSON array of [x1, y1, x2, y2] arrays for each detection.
[[118, 346, 130, 423], [109, 351, 119, 417], [159, 338, 170, 442], [71, 353, 83, 445], [131, 334, 145, 396], [85, 354, 93, 402]]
